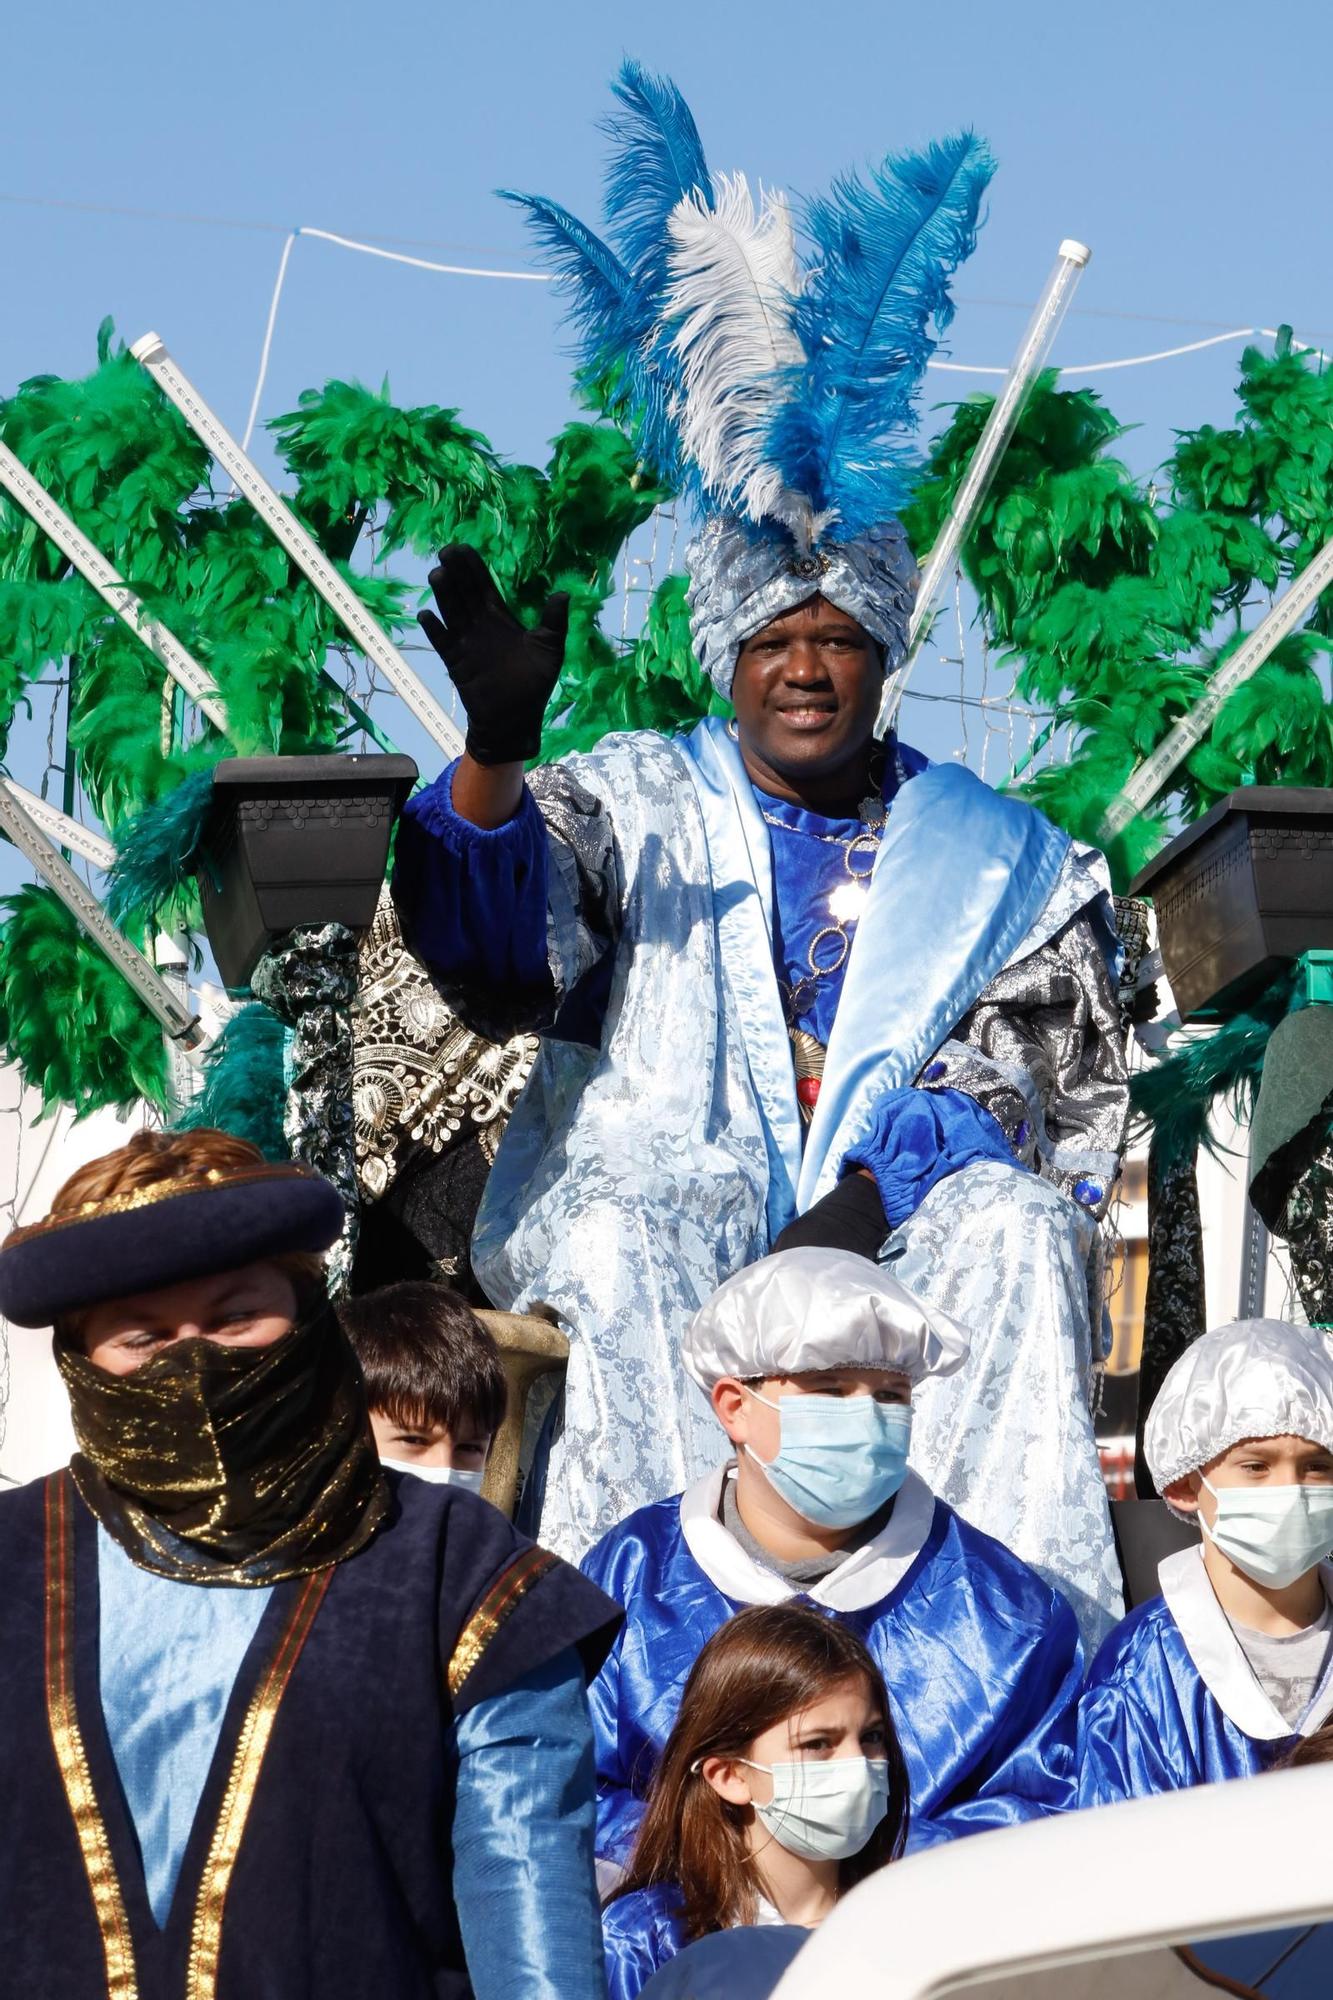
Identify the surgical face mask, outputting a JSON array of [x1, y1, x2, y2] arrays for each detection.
[[381, 1458, 485, 1493], [741, 1755, 889, 1861], [745, 1389, 911, 1528], [1199, 1473, 1333, 1589]]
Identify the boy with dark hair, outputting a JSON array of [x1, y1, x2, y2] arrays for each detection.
[[339, 1280, 507, 1490]]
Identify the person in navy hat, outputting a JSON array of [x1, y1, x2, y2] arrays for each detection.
[[0, 1124, 618, 2000]]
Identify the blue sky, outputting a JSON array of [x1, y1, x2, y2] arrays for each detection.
[[2, 0, 1330, 800]]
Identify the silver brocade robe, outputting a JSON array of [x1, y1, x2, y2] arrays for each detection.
[[436, 720, 1129, 1650]]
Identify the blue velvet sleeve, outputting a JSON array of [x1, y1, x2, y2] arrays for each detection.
[[452, 1647, 604, 2000], [392, 759, 551, 990], [841, 1086, 1021, 1229]]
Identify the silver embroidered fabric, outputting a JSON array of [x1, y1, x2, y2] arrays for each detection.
[[351, 888, 538, 1201], [470, 731, 775, 1557], [439, 733, 1128, 1583], [916, 909, 1129, 1220], [686, 516, 917, 696], [890, 1159, 1124, 1655]]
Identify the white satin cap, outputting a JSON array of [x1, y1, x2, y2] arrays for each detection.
[[1146, 1318, 1333, 1513], [682, 1247, 970, 1392]]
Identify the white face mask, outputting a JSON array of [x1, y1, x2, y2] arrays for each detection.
[[740, 1756, 889, 1861], [1199, 1473, 1333, 1589], [381, 1458, 485, 1493]]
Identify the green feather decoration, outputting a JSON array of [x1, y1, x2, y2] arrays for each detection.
[[174, 1003, 290, 1161], [0, 886, 168, 1116], [538, 573, 728, 760], [911, 335, 1333, 890]]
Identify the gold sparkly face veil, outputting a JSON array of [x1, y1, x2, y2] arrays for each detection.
[[56, 1304, 387, 1585]]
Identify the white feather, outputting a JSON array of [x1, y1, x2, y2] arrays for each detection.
[[665, 172, 809, 528]]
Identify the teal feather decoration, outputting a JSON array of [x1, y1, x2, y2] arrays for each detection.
[[105, 765, 219, 930], [1128, 968, 1301, 1172], [175, 1003, 290, 1161]]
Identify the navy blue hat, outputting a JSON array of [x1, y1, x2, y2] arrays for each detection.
[[0, 1163, 344, 1328]]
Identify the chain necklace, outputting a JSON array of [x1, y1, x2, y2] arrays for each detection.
[[760, 753, 889, 1029]]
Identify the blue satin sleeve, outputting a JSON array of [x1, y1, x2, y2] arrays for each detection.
[[580, 1518, 669, 1866], [1076, 1674, 1190, 1808], [841, 1085, 1019, 1228], [392, 759, 550, 989], [452, 1647, 604, 2000], [602, 1885, 691, 2000], [1075, 1604, 1269, 1808], [899, 1569, 1083, 1847]]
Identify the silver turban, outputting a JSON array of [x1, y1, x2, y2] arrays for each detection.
[[685, 517, 918, 698]]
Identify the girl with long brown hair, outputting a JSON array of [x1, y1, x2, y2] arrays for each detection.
[[602, 1603, 909, 2000]]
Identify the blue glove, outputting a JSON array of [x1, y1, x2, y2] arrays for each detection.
[[841, 1087, 1019, 1230]]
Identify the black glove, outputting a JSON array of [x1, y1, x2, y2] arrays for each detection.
[[418, 544, 570, 766]]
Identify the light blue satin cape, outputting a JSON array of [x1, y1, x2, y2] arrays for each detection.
[[404, 717, 1079, 1560], [680, 719, 1069, 1222]]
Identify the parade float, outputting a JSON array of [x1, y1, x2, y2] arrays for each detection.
[[2, 74, 1332, 1500]]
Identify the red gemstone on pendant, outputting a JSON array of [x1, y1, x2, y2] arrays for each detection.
[[796, 1077, 821, 1110]]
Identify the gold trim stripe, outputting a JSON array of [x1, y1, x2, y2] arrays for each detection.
[[447, 1546, 558, 1700], [186, 1565, 332, 2000], [44, 1471, 140, 2000]]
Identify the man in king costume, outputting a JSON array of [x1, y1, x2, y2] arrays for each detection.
[[0, 1127, 619, 2000], [393, 64, 1129, 1647]]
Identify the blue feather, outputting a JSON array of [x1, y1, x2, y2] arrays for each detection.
[[499, 190, 637, 362], [768, 132, 995, 538], [500, 186, 681, 480], [601, 58, 713, 297]]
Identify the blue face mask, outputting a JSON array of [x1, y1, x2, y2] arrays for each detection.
[[745, 1388, 912, 1529]]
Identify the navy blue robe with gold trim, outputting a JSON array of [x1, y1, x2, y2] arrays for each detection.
[[0, 1468, 619, 1999]]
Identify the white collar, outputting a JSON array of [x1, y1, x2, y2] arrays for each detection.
[[678, 1463, 937, 1613], [1159, 1545, 1333, 1741]]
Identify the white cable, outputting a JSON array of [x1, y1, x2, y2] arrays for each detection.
[[296, 226, 550, 281], [240, 230, 298, 452], [237, 225, 549, 454], [928, 326, 1330, 378]]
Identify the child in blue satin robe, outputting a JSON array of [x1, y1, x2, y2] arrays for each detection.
[[582, 1248, 1083, 1870], [1079, 1318, 1333, 1806], [602, 1604, 908, 2000]]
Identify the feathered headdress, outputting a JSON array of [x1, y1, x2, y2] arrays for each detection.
[[504, 61, 995, 691]]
